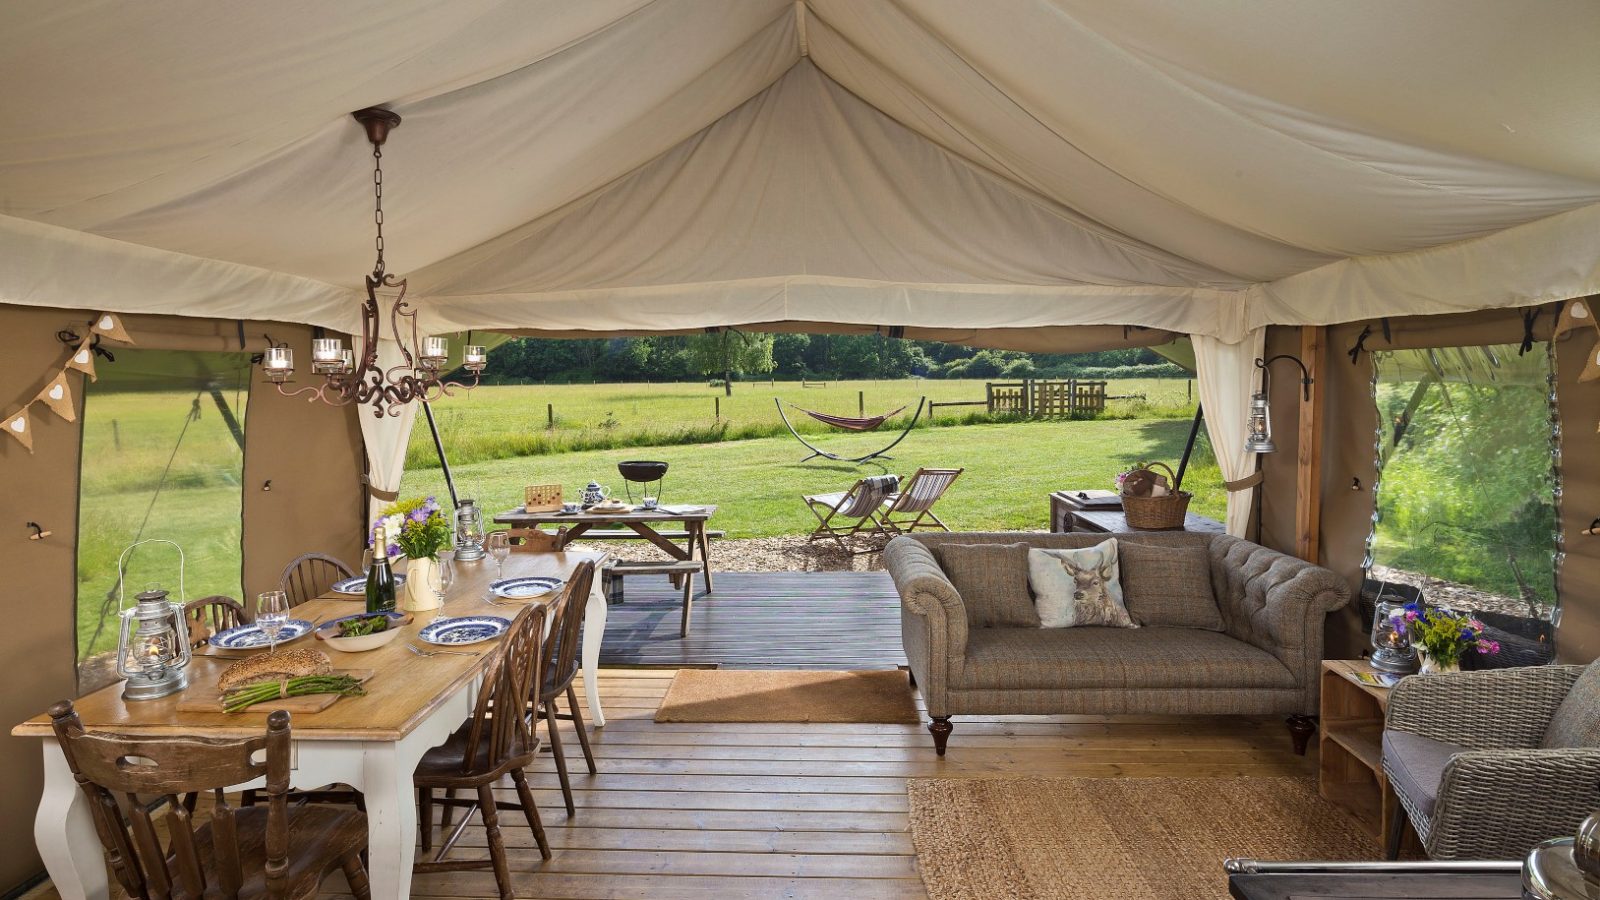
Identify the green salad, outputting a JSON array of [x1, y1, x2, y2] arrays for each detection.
[[337, 614, 391, 638]]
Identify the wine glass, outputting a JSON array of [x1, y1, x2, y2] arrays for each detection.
[[256, 590, 290, 655], [436, 550, 456, 610], [487, 531, 511, 581]]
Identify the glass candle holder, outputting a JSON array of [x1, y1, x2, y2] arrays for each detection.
[[337, 348, 355, 374], [262, 346, 294, 383], [463, 345, 487, 372], [420, 336, 449, 370], [311, 337, 345, 373]]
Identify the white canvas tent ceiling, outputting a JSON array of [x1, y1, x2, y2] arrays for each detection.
[[2, 0, 1598, 342]]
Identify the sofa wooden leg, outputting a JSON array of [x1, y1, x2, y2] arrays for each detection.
[[1286, 715, 1316, 755], [929, 716, 952, 756], [905, 668, 916, 689], [1386, 798, 1408, 860]]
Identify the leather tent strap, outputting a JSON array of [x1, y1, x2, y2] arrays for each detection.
[[1222, 471, 1264, 491]]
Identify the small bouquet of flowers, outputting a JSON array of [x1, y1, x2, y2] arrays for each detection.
[[1391, 604, 1501, 673], [370, 496, 453, 561]]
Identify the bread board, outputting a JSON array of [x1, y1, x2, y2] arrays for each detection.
[[176, 669, 375, 715]]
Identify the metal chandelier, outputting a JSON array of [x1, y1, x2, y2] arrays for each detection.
[[260, 107, 485, 418]]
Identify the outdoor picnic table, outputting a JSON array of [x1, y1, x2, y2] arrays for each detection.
[[495, 504, 718, 592]]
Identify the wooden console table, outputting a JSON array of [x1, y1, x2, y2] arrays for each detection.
[[1049, 490, 1225, 534], [1320, 659, 1396, 845]]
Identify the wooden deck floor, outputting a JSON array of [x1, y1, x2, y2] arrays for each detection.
[[599, 571, 907, 670], [28, 572, 1319, 899]]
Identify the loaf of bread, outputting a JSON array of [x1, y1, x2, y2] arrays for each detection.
[[218, 647, 333, 692]]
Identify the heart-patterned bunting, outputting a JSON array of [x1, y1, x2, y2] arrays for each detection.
[[1553, 300, 1594, 338], [89, 312, 132, 343], [2, 408, 32, 452], [64, 337, 97, 381], [34, 371, 76, 422]]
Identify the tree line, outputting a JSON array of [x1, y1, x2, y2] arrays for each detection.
[[484, 332, 1186, 387]]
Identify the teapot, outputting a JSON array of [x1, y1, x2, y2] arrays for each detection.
[[581, 481, 610, 507]]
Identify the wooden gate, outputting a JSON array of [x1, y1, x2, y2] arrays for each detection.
[[985, 379, 1106, 417]]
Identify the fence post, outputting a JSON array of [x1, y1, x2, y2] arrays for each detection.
[[715, 397, 720, 420], [985, 382, 994, 414], [858, 390, 864, 417], [546, 403, 554, 429], [1187, 378, 1192, 402]]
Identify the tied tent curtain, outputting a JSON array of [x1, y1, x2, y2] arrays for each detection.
[[1192, 328, 1266, 537], [356, 340, 421, 522]]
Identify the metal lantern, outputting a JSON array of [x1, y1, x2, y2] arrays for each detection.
[[115, 585, 192, 701], [1244, 391, 1275, 454], [454, 498, 485, 561], [1370, 597, 1419, 674]]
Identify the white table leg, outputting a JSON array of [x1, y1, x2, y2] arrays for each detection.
[[361, 740, 422, 899], [37, 738, 107, 900], [582, 580, 608, 727]]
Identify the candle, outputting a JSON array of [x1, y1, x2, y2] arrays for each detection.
[[312, 337, 345, 373], [464, 345, 487, 372], [262, 347, 294, 382]]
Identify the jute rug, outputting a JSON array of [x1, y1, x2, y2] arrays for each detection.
[[908, 776, 1377, 900], [654, 669, 921, 723]]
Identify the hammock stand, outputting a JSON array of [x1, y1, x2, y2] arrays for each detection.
[[775, 397, 926, 464]]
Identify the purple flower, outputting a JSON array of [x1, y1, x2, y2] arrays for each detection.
[[409, 508, 428, 523]]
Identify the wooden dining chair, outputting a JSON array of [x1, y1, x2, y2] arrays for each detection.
[[507, 526, 569, 552], [48, 702, 370, 900], [533, 561, 599, 817], [878, 467, 963, 535], [414, 601, 553, 899], [278, 552, 356, 607], [183, 594, 251, 649]]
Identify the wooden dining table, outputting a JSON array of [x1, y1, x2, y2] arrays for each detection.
[[13, 549, 605, 900]]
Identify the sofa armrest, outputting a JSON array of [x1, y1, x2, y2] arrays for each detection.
[[1387, 665, 1584, 750], [884, 537, 969, 714], [1209, 535, 1349, 709], [1425, 746, 1600, 858]]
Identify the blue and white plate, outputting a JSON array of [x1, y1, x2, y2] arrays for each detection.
[[418, 616, 511, 646], [210, 619, 315, 650], [330, 573, 406, 595], [489, 576, 564, 600]]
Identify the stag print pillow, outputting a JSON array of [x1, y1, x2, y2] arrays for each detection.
[[1027, 540, 1137, 629]]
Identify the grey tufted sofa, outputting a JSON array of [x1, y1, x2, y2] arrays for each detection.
[[884, 531, 1350, 754]]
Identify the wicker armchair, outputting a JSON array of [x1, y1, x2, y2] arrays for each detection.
[[1382, 665, 1600, 860]]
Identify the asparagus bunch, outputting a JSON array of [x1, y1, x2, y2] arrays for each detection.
[[222, 675, 366, 713]]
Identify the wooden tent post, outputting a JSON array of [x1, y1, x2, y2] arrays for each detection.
[[1295, 327, 1325, 562]]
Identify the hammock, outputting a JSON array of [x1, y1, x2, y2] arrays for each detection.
[[790, 403, 907, 432], [775, 397, 926, 464]]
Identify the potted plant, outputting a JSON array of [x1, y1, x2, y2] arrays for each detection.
[[371, 496, 453, 612], [1390, 604, 1501, 674]]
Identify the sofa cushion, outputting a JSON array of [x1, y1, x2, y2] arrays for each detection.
[[932, 542, 1039, 629], [1027, 540, 1136, 629], [1542, 660, 1600, 748], [1118, 541, 1224, 631], [1383, 730, 1464, 821], [956, 626, 1295, 691]]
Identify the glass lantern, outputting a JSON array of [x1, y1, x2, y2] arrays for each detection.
[[463, 345, 488, 373], [261, 346, 294, 384], [454, 498, 486, 561], [1370, 597, 1419, 674], [116, 585, 192, 700], [420, 336, 449, 370], [311, 337, 347, 374], [1244, 391, 1275, 453]]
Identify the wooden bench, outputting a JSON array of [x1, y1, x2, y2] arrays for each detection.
[[578, 529, 725, 542], [601, 560, 704, 637]]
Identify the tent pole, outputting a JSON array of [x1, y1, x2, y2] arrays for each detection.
[[420, 399, 459, 509], [207, 384, 245, 452], [1173, 403, 1203, 491]]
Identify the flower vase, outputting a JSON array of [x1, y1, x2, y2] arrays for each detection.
[[1418, 653, 1459, 675], [403, 555, 442, 612]]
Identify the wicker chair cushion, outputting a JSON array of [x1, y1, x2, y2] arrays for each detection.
[[1541, 660, 1600, 749], [1383, 729, 1464, 820], [956, 626, 1294, 691], [1117, 541, 1224, 631], [931, 542, 1039, 629], [1027, 540, 1136, 629]]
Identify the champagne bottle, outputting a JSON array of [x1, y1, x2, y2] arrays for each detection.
[[366, 525, 397, 614]]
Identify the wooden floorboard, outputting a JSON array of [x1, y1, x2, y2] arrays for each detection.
[[599, 571, 909, 669]]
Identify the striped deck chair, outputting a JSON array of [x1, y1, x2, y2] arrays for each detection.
[[878, 467, 963, 535], [803, 474, 900, 553]]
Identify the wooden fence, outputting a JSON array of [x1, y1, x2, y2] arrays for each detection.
[[929, 379, 1108, 419]]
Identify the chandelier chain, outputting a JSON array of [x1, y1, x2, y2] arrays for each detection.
[[372, 142, 385, 279]]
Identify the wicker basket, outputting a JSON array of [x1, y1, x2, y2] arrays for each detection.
[[1119, 462, 1192, 530]]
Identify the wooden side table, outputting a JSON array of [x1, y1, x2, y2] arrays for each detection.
[[1320, 659, 1397, 845]]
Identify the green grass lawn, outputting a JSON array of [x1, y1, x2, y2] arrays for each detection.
[[409, 377, 1197, 468], [402, 417, 1224, 539]]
